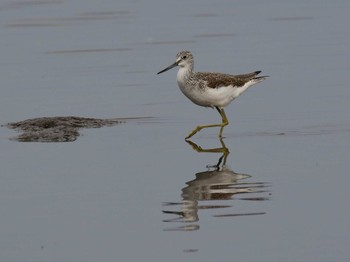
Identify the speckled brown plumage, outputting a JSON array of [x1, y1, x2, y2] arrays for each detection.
[[194, 71, 263, 89]]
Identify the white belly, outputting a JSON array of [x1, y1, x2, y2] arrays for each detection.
[[178, 80, 254, 108]]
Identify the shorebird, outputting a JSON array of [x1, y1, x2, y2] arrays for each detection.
[[157, 50, 268, 139]]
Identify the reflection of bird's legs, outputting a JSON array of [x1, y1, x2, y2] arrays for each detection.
[[185, 138, 229, 169], [217, 138, 229, 167], [185, 107, 229, 139]]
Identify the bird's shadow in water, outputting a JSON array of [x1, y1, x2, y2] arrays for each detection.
[[162, 139, 270, 232]]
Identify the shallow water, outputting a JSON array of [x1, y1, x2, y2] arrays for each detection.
[[0, 0, 350, 261]]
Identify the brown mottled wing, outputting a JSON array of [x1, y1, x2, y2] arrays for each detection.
[[196, 71, 261, 89], [233, 71, 261, 79]]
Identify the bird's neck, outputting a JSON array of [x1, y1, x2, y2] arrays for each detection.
[[177, 65, 193, 85]]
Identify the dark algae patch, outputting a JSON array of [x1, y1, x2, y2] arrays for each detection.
[[5, 116, 149, 142]]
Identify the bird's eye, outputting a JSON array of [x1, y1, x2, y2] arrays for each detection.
[[182, 55, 187, 59]]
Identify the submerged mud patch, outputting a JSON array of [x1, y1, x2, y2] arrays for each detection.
[[5, 116, 148, 142]]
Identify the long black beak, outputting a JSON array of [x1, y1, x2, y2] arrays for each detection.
[[157, 61, 178, 75]]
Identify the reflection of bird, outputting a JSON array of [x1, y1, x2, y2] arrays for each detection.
[[180, 140, 252, 222], [163, 166, 252, 224], [182, 167, 251, 202], [163, 139, 269, 228], [157, 50, 268, 139]]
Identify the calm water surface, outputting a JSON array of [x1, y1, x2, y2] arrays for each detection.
[[0, 0, 349, 261]]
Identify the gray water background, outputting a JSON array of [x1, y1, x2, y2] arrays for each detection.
[[0, 0, 349, 261]]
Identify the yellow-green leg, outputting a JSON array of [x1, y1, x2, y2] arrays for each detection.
[[186, 138, 229, 168], [185, 107, 229, 139]]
